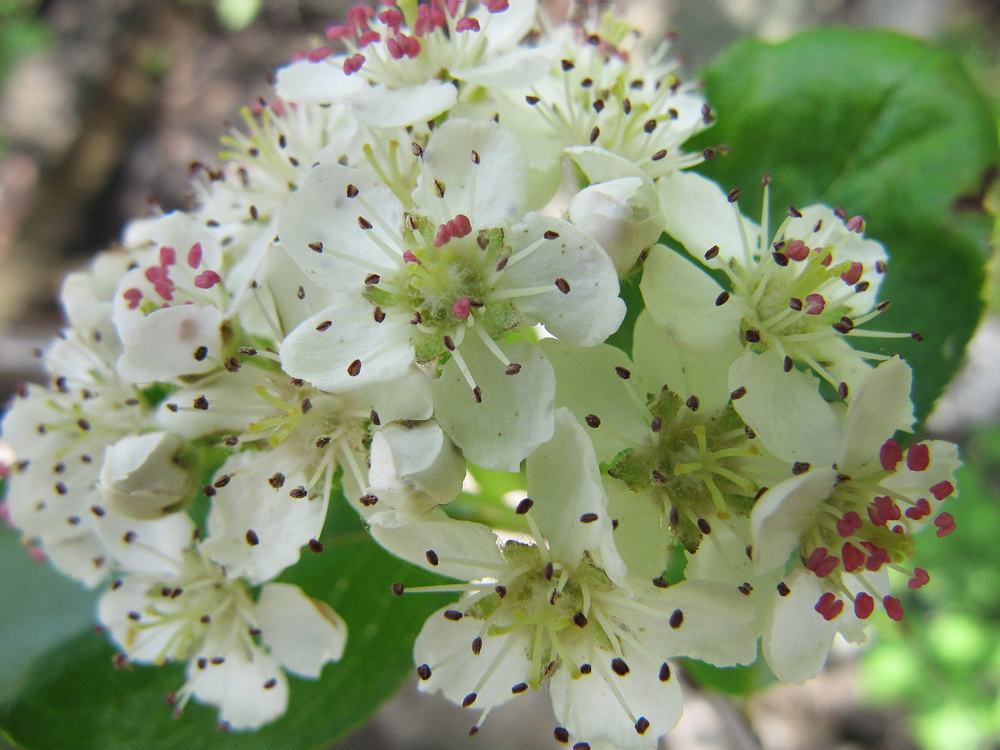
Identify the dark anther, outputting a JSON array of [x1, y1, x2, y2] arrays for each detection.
[[669, 609, 684, 628], [516, 498, 534, 514]]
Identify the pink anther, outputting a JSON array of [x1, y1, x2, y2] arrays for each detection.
[[907, 568, 930, 589], [815, 592, 844, 621], [906, 443, 930, 471], [883, 595, 903, 621], [123, 288, 143, 310], [308, 46, 335, 62], [929, 480, 954, 500], [880, 438, 902, 471], [934, 512, 956, 537], [840, 261, 863, 285], [854, 592, 875, 619], [187, 242, 203, 269], [343, 53, 366, 75], [784, 239, 809, 261], [456, 16, 480, 31], [194, 270, 222, 289], [804, 293, 825, 315], [841, 542, 865, 572], [452, 297, 472, 319]]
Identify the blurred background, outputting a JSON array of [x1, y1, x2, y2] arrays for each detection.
[[1, 1, 999, 748]]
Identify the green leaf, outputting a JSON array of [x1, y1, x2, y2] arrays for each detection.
[[0, 506, 452, 749], [690, 28, 999, 422]]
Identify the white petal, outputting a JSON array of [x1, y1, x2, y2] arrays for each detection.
[[568, 177, 664, 277], [414, 607, 533, 713], [632, 309, 740, 418], [201, 452, 328, 583], [729, 349, 839, 464], [367, 508, 504, 580], [837, 356, 915, 470], [526, 409, 624, 581], [417, 119, 526, 228], [430, 336, 554, 472], [98, 432, 191, 520], [115, 304, 222, 383], [658, 170, 756, 263], [549, 643, 682, 750], [539, 337, 649, 460], [368, 420, 466, 515], [256, 582, 347, 678], [350, 80, 458, 127], [499, 214, 624, 345], [456, 45, 557, 88], [750, 467, 839, 574], [185, 647, 289, 730], [640, 244, 742, 353], [566, 146, 646, 181], [277, 163, 404, 291], [275, 58, 365, 103], [91, 510, 196, 576], [280, 300, 415, 393], [762, 569, 840, 683]]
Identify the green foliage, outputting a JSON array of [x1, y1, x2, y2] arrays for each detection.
[[863, 427, 1000, 750], [0, 504, 452, 749], [691, 28, 998, 423]]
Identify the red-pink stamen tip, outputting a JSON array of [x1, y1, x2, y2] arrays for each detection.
[[123, 288, 143, 310], [854, 592, 875, 619], [904, 497, 931, 520], [907, 568, 930, 589], [842, 542, 865, 572], [883, 595, 904, 621], [308, 46, 335, 63], [456, 16, 480, 32], [846, 215, 865, 232], [403, 250, 422, 265], [452, 297, 472, 319], [815, 592, 844, 621], [187, 242, 203, 269], [840, 261, 863, 285], [934, 512, 956, 537], [159, 246, 177, 267], [325, 24, 354, 41], [880, 438, 903, 471], [194, 270, 222, 289], [804, 293, 825, 315], [358, 29, 382, 47], [785, 239, 809, 261], [929, 480, 954, 501], [906, 443, 930, 472], [343, 53, 366, 74]]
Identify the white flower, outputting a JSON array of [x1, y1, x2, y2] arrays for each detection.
[[99, 544, 346, 729], [112, 212, 230, 383], [277, 119, 621, 465], [156, 356, 431, 583], [568, 173, 664, 277], [275, 0, 550, 128], [383, 410, 757, 748], [733, 355, 960, 681], [98, 431, 193, 520], [540, 311, 774, 579], [648, 171, 904, 394]]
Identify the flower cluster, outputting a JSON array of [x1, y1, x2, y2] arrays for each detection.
[[1, 1, 960, 745]]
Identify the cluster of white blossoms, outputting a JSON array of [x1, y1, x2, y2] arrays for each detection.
[[1, 1, 961, 745]]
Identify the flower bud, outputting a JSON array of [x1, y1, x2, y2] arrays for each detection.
[[367, 421, 464, 517], [568, 177, 664, 277], [99, 431, 192, 520]]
